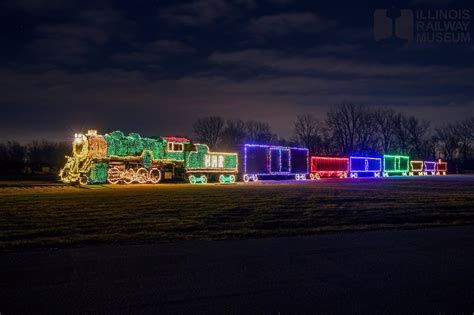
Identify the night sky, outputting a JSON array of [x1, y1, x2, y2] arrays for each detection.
[[1, 0, 473, 142]]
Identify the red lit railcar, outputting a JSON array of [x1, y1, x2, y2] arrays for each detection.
[[310, 157, 349, 179], [436, 160, 448, 175]]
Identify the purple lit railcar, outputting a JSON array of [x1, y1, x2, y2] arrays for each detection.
[[242, 144, 309, 182]]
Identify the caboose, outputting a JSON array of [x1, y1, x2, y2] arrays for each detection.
[[59, 130, 238, 185]]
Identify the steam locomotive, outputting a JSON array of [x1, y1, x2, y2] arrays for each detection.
[[59, 130, 238, 185]]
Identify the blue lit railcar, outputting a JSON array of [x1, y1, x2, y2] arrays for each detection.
[[242, 144, 309, 182], [349, 156, 382, 178]]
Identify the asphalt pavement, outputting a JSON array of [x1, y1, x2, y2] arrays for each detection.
[[2, 226, 474, 314]]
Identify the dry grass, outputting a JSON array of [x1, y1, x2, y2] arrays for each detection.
[[1, 176, 474, 249]]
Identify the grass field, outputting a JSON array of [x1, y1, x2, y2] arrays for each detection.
[[1, 176, 474, 250]]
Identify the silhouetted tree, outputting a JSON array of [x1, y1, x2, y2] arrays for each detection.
[[326, 102, 376, 155], [293, 114, 321, 154], [455, 117, 474, 162], [374, 108, 398, 153], [27, 140, 70, 172], [220, 119, 247, 150], [245, 120, 276, 144], [404, 116, 430, 158], [0, 141, 27, 172], [192, 116, 224, 149], [435, 123, 460, 161]]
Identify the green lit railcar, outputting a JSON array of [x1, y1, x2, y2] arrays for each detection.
[[382, 155, 410, 177], [185, 144, 238, 184], [59, 130, 238, 185]]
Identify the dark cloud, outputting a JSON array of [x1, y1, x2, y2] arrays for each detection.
[[159, 0, 246, 25], [21, 6, 136, 66], [1, 0, 473, 141], [248, 12, 338, 36], [112, 40, 195, 65]]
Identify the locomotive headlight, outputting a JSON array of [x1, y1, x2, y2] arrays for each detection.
[[72, 133, 89, 159]]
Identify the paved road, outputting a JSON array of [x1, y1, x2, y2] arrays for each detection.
[[2, 226, 474, 314]]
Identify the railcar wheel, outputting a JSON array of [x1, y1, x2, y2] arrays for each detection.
[[123, 168, 135, 184], [309, 173, 315, 180], [315, 173, 321, 180], [189, 175, 197, 184], [107, 167, 121, 184], [200, 175, 208, 184], [137, 168, 148, 184], [219, 174, 225, 183], [243, 174, 250, 183], [149, 168, 161, 184], [253, 175, 258, 182], [229, 174, 236, 183]]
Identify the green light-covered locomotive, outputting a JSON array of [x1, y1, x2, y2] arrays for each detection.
[[59, 130, 238, 185]]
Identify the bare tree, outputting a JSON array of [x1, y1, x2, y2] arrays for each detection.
[[0, 141, 27, 172], [404, 116, 430, 158], [27, 140, 70, 172], [319, 126, 338, 155], [245, 120, 276, 144], [455, 117, 474, 161], [435, 123, 460, 161], [220, 119, 247, 150], [294, 114, 321, 154], [374, 108, 398, 153], [326, 102, 376, 155], [393, 114, 411, 155], [192, 116, 224, 149]]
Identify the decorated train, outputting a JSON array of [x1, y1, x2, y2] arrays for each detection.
[[59, 130, 238, 185], [59, 131, 447, 184]]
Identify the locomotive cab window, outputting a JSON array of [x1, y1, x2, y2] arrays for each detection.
[[167, 142, 183, 152]]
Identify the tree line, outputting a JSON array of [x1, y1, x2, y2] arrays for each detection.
[[0, 102, 472, 175], [0, 141, 69, 174], [193, 102, 474, 170]]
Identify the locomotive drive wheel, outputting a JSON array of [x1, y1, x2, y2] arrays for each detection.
[[123, 168, 135, 184], [136, 168, 148, 184], [107, 167, 121, 184], [149, 168, 161, 184]]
